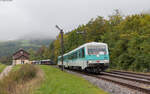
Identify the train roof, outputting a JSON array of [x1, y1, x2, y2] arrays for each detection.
[[58, 42, 107, 58]]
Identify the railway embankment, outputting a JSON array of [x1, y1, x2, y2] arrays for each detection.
[[65, 69, 150, 94]]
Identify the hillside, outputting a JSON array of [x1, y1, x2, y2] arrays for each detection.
[[0, 39, 53, 58], [49, 12, 150, 72]]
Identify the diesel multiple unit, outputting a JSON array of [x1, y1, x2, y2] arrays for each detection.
[[58, 42, 109, 73]]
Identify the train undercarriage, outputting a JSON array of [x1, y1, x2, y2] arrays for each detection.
[[59, 63, 109, 74], [85, 63, 109, 74]]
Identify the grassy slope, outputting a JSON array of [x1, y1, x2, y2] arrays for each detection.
[[11, 64, 22, 72], [0, 64, 42, 94], [34, 65, 108, 94], [0, 63, 7, 73]]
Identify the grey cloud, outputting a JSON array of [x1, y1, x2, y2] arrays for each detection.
[[0, 0, 149, 40]]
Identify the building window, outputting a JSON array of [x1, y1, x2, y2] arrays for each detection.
[[20, 51, 23, 54]]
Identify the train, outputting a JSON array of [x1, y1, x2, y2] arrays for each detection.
[[32, 59, 54, 65], [58, 42, 110, 73]]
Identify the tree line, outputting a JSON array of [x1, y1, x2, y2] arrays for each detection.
[[29, 10, 150, 72]]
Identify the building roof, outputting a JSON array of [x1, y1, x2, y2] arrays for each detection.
[[14, 54, 29, 60], [13, 48, 30, 60], [13, 48, 30, 56]]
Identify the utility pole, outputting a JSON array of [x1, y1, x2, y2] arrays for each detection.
[[56, 25, 64, 71]]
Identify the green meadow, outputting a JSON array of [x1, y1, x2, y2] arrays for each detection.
[[0, 65, 108, 94], [34, 65, 108, 94]]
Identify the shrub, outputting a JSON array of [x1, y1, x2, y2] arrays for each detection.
[[0, 64, 38, 94], [13, 64, 37, 83]]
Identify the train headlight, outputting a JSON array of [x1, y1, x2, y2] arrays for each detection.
[[89, 61, 92, 63], [104, 60, 109, 63], [96, 55, 100, 57]]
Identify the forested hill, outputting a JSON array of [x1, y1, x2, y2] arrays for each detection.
[[47, 11, 150, 72], [0, 39, 53, 64]]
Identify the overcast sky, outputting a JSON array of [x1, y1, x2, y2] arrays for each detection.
[[0, 0, 149, 41]]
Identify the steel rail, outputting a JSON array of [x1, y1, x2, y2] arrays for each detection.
[[51, 65, 150, 94], [68, 70, 150, 94], [102, 72, 150, 85], [95, 75, 150, 94], [107, 71, 150, 80], [113, 70, 150, 77]]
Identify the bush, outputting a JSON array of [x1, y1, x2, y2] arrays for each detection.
[[13, 64, 37, 83], [0, 64, 38, 94]]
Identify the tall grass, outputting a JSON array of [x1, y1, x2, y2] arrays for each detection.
[[0, 63, 7, 73], [0, 64, 43, 94]]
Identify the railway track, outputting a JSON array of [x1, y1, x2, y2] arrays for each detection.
[[67, 69, 150, 94], [113, 70, 150, 77], [52, 65, 150, 94], [102, 72, 150, 85], [107, 71, 150, 80], [95, 75, 150, 94]]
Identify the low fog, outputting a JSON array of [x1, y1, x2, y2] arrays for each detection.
[[0, 0, 149, 41]]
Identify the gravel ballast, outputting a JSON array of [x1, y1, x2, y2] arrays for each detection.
[[66, 70, 146, 94]]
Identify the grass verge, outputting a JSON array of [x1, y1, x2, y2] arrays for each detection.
[[34, 65, 108, 94], [0, 64, 44, 94], [0, 63, 7, 73]]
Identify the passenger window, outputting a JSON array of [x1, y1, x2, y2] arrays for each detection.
[[71, 54, 73, 59], [82, 48, 85, 58], [79, 50, 82, 58], [69, 55, 71, 60]]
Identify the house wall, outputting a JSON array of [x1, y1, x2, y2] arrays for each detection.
[[13, 59, 30, 65]]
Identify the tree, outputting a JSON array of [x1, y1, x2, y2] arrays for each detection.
[[44, 12, 150, 72]]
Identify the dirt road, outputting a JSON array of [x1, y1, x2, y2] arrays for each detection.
[[0, 65, 13, 79]]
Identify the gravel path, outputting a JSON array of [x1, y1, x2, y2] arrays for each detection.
[[66, 70, 146, 94], [0, 65, 13, 80]]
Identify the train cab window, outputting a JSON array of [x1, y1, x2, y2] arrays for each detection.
[[88, 45, 106, 55]]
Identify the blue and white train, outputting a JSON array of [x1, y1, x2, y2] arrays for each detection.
[[58, 42, 109, 73]]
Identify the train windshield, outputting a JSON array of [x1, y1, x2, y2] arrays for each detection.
[[87, 45, 107, 55]]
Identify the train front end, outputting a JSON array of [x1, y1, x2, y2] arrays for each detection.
[[85, 43, 109, 73]]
